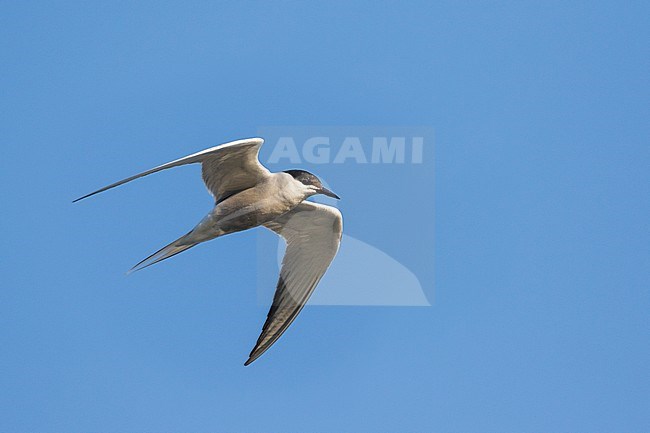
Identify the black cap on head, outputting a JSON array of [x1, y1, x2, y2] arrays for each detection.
[[284, 169, 318, 185], [283, 169, 340, 199]]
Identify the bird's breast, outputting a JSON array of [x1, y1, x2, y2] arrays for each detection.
[[212, 177, 304, 234]]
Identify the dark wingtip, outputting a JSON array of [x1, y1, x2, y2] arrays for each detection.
[[72, 191, 98, 203], [244, 350, 259, 366], [244, 348, 264, 366]]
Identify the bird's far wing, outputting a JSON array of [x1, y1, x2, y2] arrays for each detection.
[[245, 201, 343, 365], [73, 138, 267, 202], [199, 138, 269, 203]]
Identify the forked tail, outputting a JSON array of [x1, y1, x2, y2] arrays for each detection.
[[128, 232, 197, 274]]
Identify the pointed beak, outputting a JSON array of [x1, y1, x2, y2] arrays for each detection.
[[319, 187, 340, 199]]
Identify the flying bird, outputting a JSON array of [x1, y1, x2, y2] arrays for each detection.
[[74, 138, 343, 365]]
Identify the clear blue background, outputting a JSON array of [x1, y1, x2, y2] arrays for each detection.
[[1, 1, 649, 432]]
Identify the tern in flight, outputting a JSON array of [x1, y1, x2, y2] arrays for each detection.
[[74, 138, 343, 365]]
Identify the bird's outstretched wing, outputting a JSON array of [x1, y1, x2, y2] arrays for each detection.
[[246, 201, 343, 365], [73, 138, 268, 203]]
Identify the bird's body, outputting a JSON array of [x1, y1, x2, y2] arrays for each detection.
[[147, 171, 311, 267], [75, 138, 342, 365], [212, 171, 310, 234]]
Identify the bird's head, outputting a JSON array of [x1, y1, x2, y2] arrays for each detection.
[[284, 169, 340, 199]]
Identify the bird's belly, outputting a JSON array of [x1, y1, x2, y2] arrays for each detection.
[[213, 193, 297, 234]]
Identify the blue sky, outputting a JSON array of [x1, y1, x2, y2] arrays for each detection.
[[1, 1, 649, 432]]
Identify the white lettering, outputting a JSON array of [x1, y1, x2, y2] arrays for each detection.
[[303, 137, 330, 164], [333, 137, 367, 163], [268, 137, 301, 163], [411, 137, 423, 163], [371, 137, 405, 163]]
